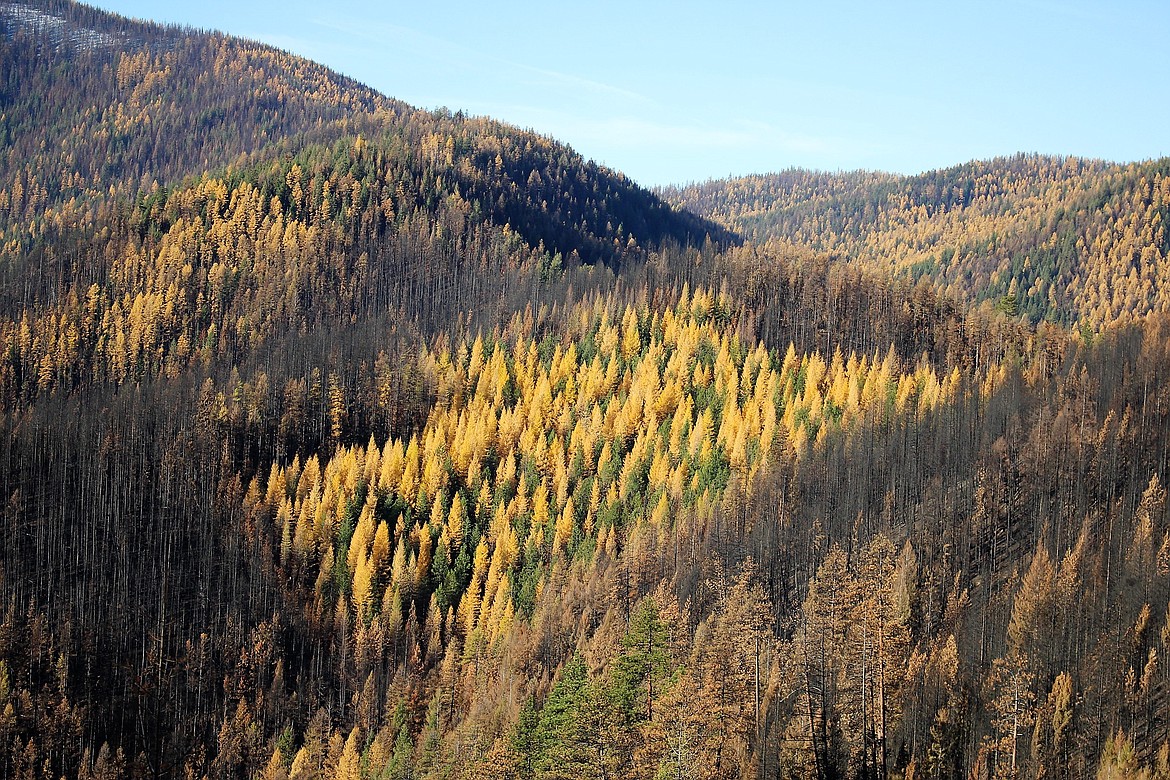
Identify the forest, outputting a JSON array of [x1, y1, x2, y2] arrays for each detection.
[[2, 2, 1170, 779], [664, 156, 1170, 328]]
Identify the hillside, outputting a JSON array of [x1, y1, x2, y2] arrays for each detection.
[[0, 0, 724, 268], [0, 0, 400, 219], [0, 0, 728, 407], [665, 155, 1170, 327], [3, 3, 1170, 780]]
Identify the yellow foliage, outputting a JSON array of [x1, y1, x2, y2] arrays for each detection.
[[265, 462, 287, 507], [289, 747, 311, 780], [335, 727, 362, 780], [397, 436, 420, 505], [347, 503, 375, 573], [532, 480, 552, 530], [447, 491, 467, 549], [370, 521, 391, 579], [650, 492, 670, 527], [621, 308, 642, 360], [415, 525, 433, 586], [245, 286, 978, 664], [352, 554, 374, 621], [553, 495, 576, 555]]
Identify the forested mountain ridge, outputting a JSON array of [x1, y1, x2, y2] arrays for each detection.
[[2, 2, 1170, 780], [0, 0, 401, 218], [0, 0, 726, 404], [665, 154, 1170, 327], [0, 125, 723, 405], [0, 0, 723, 267]]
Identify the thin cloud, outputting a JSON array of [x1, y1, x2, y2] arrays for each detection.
[[509, 63, 648, 104], [310, 17, 442, 49]]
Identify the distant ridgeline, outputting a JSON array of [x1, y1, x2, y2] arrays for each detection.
[[4, 3, 1170, 780], [666, 155, 1170, 328]]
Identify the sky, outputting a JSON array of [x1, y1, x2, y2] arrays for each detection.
[[87, 0, 1170, 187]]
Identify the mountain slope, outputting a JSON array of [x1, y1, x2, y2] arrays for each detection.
[[0, 0, 726, 267], [0, 0, 400, 214], [665, 154, 1170, 327], [0, 0, 729, 407]]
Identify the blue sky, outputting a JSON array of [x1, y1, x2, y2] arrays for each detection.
[[89, 1, 1169, 187]]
